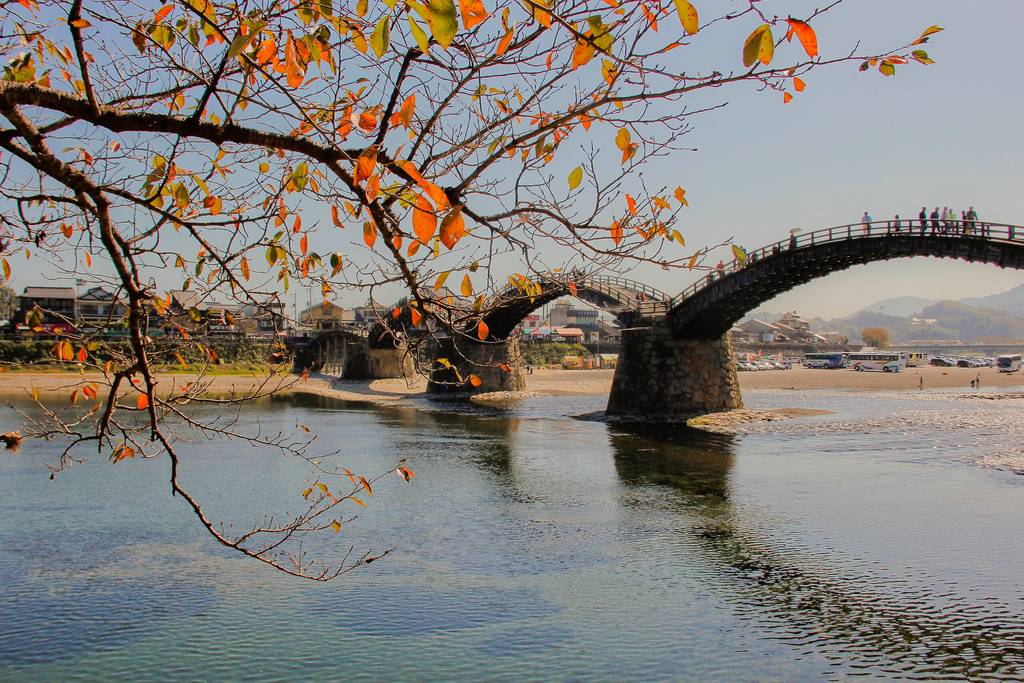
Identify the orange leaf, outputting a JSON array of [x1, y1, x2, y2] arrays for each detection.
[[499, 363, 511, 372], [390, 94, 416, 128], [363, 220, 377, 248], [412, 194, 437, 243], [69, 389, 78, 405], [354, 145, 377, 184], [84, 251, 92, 268], [477, 319, 489, 341], [571, 38, 596, 70], [783, 91, 793, 104], [285, 33, 305, 88], [76, 346, 87, 362], [292, 215, 301, 233], [785, 18, 818, 58], [793, 76, 806, 92], [358, 111, 377, 133], [365, 174, 380, 202], [331, 205, 344, 228], [255, 38, 277, 65], [137, 393, 149, 410], [468, 374, 482, 387], [154, 4, 174, 22], [610, 220, 623, 246], [674, 186, 688, 206], [410, 307, 423, 326], [495, 28, 514, 57], [392, 307, 401, 319], [458, 0, 489, 29], [240, 256, 251, 280], [626, 194, 637, 215], [439, 206, 465, 249], [300, 233, 309, 255]]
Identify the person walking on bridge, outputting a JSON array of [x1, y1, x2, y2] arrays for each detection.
[[930, 207, 940, 234], [919, 207, 928, 235], [861, 211, 872, 236]]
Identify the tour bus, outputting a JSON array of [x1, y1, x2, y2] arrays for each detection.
[[847, 351, 902, 372], [803, 352, 846, 369], [997, 354, 1022, 373]]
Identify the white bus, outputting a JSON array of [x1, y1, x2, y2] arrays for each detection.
[[847, 352, 902, 372], [997, 354, 1021, 373]]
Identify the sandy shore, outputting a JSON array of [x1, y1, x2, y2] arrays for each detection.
[[1, 365, 1021, 404]]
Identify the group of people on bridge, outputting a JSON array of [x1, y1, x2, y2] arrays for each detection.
[[860, 207, 988, 237]]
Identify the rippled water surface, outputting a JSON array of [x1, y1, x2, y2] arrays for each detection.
[[2, 388, 1024, 681]]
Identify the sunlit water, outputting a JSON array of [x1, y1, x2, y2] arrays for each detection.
[[2, 387, 1023, 681]]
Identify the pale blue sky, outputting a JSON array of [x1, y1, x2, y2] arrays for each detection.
[[6, 0, 1021, 320], [626, 0, 1024, 317]]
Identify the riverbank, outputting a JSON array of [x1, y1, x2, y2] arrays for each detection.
[[1, 365, 1021, 403]]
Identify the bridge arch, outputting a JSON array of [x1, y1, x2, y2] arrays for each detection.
[[666, 221, 1024, 339], [480, 272, 670, 340]]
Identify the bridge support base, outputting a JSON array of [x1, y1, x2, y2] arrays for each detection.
[[427, 337, 526, 395], [606, 325, 742, 421], [367, 345, 415, 379]]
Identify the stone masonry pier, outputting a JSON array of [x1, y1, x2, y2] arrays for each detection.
[[606, 323, 742, 421], [427, 336, 527, 395]]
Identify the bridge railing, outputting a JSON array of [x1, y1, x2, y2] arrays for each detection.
[[668, 219, 1022, 309]]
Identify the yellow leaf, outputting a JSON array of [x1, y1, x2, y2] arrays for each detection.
[[349, 495, 367, 508], [370, 15, 390, 57], [240, 256, 251, 280], [302, 487, 313, 498], [615, 127, 631, 151], [434, 271, 451, 290], [673, 0, 698, 35], [316, 481, 329, 495], [687, 252, 699, 270], [568, 166, 583, 190], [460, 273, 473, 296], [426, 0, 458, 48], [674, 186, 688, 206], [330, 520, 342, 533], [731, 244, 747, 265], [742, 24, 774, 67]]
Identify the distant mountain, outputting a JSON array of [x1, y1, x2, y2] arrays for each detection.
[[858, 296, 940, 318], [811, 299, 1024, 343], [959, 283, 1024, 317]]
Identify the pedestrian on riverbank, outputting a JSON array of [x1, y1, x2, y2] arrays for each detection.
[[861, 211, 872, 235]]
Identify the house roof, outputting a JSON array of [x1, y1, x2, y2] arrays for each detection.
[[78, 286, 117, 302], [556, 326, 584, 336], [22, 287, 75, 299]]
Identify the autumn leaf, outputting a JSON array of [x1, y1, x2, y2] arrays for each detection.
[[615, 127, 631, 151], [363, 220, 377, 248], [477, 319, 489, 341], [300, 233, 309, 255], [410, 307, 423, 326], [626, 194, 637, 215], [793, 76, 806, 92], [137, 393, 150, 410], [458, 0, 488, 29], [413, 194, 438, 243], [284, 33, 305, 88], [354, 145, 377, 184], [610, 220, 623, 246], [785, 18, 818, 58], [879, 60, 895, 77], [496, 28, 514, 56], [396, 465, 415, 481], [742, 24, 774, 67], [434, 271, 450, 290], [348, 495, 367, 508], [439, 206, 465, 249], [568, 166, 583, 190], [240, 256, 251, 280], [468, 374, 482, 387], [783, 91, 793, 103], [674, 186, 688, 206], [77, 346, 87, 362], [391, 94, 416, 129], [673, 0, 698, 35], [731, 244, 747, 265], [426, 0, 458, 48], [370, 15, 390, 57], [461, 273, 473, 296], [330, 520, 342, 533]]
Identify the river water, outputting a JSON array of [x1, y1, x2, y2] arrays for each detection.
[[2, 387, 1023, 681]]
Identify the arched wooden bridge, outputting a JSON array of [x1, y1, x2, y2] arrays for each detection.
[[665, 220, 1024, 338]]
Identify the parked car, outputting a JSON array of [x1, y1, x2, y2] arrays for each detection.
[[930, 357, 954, 367]]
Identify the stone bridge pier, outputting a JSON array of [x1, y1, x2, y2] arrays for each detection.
[[367, 342, 415, 379], [427, 336, 526, 395], [606, 323, 741, 421]]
